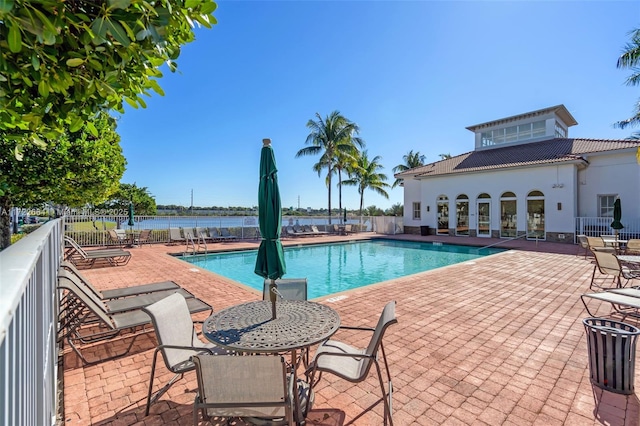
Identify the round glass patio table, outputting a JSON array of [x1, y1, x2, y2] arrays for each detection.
[[202, 300, 340, 424]]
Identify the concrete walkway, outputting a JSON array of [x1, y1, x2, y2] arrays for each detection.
[[61, 234, 640, 425]]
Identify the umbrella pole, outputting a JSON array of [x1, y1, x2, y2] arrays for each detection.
[[269, 279, 277, 319]]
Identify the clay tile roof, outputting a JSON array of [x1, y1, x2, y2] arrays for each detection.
[[396, 138, 640, 179]]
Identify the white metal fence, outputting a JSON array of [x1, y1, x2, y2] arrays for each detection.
[[62, 214, 390, 246], [575, 217, 640, 243], [0, 220, 61, 426]]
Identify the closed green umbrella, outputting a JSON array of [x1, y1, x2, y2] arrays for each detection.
[[127, 202, 135, 227], [254, 139, 286, 319], [611, 197, 624, 236]]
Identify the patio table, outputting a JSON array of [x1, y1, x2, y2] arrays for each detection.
[[203, 300, 340, 424], [617, 255, 640, 279]]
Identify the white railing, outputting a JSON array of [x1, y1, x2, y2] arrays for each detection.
[[0, 220, 61, 426], [574, 217, 640, 243], [62, 214, 377, 246]]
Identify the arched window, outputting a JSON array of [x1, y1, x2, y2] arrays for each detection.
[[456, 194, 469, 236], [527, 190, 545, 240], [500, 192, 517, 238], [437, 195, 449, 235]]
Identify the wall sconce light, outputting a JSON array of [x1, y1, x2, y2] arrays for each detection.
[[426, 206, 430, 212], [557, 202, 562, 210]]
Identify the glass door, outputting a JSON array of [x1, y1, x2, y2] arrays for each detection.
[[527, 191, 545, 240], [477, 201, 491, 237], [437, 196, 449, 235]]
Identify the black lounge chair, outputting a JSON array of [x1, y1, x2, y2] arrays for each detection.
[[58, 280, 212, 365], [64, 236, 131, 268], [60, 261, 180, 299]]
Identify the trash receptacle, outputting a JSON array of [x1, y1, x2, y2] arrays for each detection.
[[583, 317, 640, 394], [420, 226, 429, 236]]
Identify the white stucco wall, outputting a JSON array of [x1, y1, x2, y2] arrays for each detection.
[[402, 179, 423, 226], [413, 163, 578, 237], [577, 150, 640, 218]]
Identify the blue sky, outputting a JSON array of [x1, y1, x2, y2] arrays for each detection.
[[116, 1, 640, 211]]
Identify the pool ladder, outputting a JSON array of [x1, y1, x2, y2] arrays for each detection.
[[185, 232, 208, 256]]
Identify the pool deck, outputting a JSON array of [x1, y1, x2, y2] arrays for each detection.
[[62, 233, 640, 425]]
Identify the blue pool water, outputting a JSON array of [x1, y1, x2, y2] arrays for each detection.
[[182, 240, 505, 299]]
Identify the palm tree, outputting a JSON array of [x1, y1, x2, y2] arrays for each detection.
[[342, 150, 390, 219], [296, 111, 362, 223], [616, 28, 640, 130], [391, 150, 425, 188], [439, 153, 452, 160]]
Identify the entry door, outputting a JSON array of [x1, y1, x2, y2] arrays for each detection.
[[477, 201, 491, 237]]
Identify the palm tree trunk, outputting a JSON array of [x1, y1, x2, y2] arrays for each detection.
[[327, 166, 332, 225], [338, 168, 342, 224]]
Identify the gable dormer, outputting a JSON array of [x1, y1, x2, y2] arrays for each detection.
[[465, 104, 578, 151]]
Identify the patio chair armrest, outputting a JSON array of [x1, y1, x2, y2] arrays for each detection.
[[338, 325, 376, 332], [157, 344, 216, 355]]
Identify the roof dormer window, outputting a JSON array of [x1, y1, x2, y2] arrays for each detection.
[[480, 119, 546, 147]]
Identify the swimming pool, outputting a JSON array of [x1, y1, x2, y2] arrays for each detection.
[[182, 240, 505, 299]]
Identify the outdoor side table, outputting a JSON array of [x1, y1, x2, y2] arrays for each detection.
[[203, 300, 341, 424]]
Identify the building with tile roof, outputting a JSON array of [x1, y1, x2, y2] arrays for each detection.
[[395, 105, 640, 242]]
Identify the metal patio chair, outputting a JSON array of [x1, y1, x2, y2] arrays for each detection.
[[306, 300, 398, 425]]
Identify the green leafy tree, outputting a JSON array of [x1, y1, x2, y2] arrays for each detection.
[[391, 150, 425, 188], [385, 203, 403, 216], [616, 28, 640, 130], [0, 0, 217, 153], [439, 153, 452, 160], [0, 113, 125, 248], [296, 111, 362, 223], [95, 183, 157, 221], [364, 205, 384, 216], [342, 150, 390, 218]]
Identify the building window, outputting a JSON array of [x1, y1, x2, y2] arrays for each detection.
[[480, 119, 546, 147], [599, 195, 617, 217], [413, 202, 421, 220], [555, 121, 567, 138]]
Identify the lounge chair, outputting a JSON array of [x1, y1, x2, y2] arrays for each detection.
[[182, 227, 195, 240], [311, 225, 328, 236], [306, 301, 398, 425], [586, 236, 615, 256], [219, 227, 238, 241], [590, 251, 638, 290], [581, 288, 640, 322], [57, 269, 205, 315], [194, 227, 215, 243], [64, 236, 131, 268], [142, 293, 231, 416], [60, 261, 180, 299], [58, 280, 212, 365], [168, 227, 186, 245], [192, 355, 294, 425]]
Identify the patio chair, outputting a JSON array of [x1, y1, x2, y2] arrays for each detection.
[[134, 229, 152, 246], [64, 236, 131, 268], [168, 227, 186, 245], [60, 261, 180, 299], [182, 227, 195, 240], [107, 229, 127, 248], [626, 239, 640, 255], [311, 225, 328, 235], [194, 227, 215, 243], [586, 236, 615, 256], [262, 278, 308, 301], [590, 250, 637, 290], [192, 354, 294, 425], [306, 301, 398, 425], [142, 293, 231, 416], [576, 235, 589, 259]]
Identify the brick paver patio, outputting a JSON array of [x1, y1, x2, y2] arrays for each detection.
[[61, 233, 640, 425]]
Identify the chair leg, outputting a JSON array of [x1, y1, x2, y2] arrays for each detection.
[[145, 349, 160, 416]]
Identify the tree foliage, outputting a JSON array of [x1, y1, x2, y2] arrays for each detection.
[[342, 150, 390, 217], [0, 112, 126, 248], [0, 0, 217, 153], [95, 182, 157, 216], [296, 111, 362, 224], [616, 28, 640, 130], [391, 150, 425, 188]]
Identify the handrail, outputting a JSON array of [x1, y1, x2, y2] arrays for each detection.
[[477, 232, 539, 250]]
